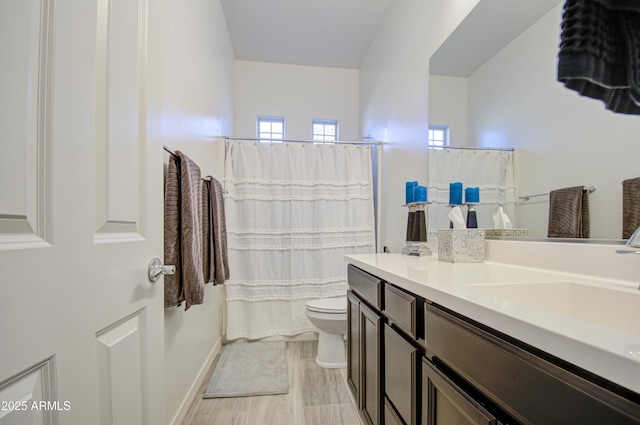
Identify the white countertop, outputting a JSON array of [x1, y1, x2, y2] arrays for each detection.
[[345, 253, 640, 394]]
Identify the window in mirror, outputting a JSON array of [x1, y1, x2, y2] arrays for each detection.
[[428, 125, 449, 147], [258, 116, 285, 142]]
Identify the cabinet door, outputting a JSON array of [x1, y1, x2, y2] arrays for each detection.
[[384, 397, 406, 425], [361, 301, 384, 425], [422, 359, 497, 425], [384, 324, 421, 425], [347, 290, 360, 404]]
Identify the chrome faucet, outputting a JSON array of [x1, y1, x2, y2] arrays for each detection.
[[616, 227, 640, 290], [616, 227, 640, 255]]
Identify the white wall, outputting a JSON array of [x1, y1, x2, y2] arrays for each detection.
[[234, 61, 360, 140], [428, 75, 469, 146], [468, 4, 640, 239], [160, 0, 234, 424], [359, 0, 480, 253]]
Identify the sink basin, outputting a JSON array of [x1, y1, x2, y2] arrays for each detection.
[[465, 282, 640, 336]]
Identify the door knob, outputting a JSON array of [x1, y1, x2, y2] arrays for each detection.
[[148, 258, 176, 282]]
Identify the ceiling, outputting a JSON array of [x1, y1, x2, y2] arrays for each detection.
[[220, 0, 393, 69], [429, 0, 563, 77], [220, 0, 564, 73]]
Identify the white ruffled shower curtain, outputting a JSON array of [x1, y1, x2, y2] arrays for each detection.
[[427, 148, 516, 237], [224, 141, 376, 340]]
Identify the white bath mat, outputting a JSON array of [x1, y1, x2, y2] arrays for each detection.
[[202, 340, 289, 398]]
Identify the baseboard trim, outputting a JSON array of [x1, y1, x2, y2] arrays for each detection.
[[168, 338, 221, 425], [224, 332, 319, 344]]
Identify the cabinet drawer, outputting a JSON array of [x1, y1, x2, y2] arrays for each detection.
[[383, 282, 420, 338], [384, 323, 421, 425], [425, 303, 640, 425], [348, 265, 382, 309]]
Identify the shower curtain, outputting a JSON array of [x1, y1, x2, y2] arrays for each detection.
[[224, 141, 376, 340], [427, 148, 516, 237]]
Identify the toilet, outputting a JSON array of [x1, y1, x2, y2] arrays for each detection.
[[305, 296, 347, 368]]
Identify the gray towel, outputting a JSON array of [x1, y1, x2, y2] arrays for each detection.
[[177, 151, 205, 310], [209, 177, 229, 284], [202, 180, 213, 284], [164, 152, 206, 309], [622, 177, 640, 239], [164, 154, 183, 307], [547, 186, 590, 238]]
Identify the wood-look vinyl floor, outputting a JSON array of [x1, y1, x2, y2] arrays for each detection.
[[181, 340, 364, 425]]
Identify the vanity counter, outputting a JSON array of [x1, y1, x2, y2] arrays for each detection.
[[345, 253, 640, 395]]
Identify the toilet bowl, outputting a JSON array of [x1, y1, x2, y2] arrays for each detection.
[[305, 296, 347, 368]]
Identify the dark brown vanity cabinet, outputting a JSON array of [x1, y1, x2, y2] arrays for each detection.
[[382, 282, 423, 425], [424, 303, 640, 425], [348, 263, 640, 425], [348, 293, 383, 425], [348, 264, 424, 425], [383, 282, 420, 340], [347, 291, 361, 401], [422, 358, 497, 425], [348, 265, 384, 425], [360, 301, 384, 425], [384, 323, 421, 425]]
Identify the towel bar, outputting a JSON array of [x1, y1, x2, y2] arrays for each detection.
[[519, 186, 595, 202]]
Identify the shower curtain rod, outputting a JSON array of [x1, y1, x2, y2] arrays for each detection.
[[428, 144, 514, 152], [223, 136, 382, 146]]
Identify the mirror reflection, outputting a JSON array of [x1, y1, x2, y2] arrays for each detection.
[[428, 0, 640, 240]]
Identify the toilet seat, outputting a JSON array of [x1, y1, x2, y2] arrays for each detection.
[[306, 297, 347, 314]]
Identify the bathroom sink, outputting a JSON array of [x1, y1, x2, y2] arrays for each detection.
[[465, 282, 640, 336]]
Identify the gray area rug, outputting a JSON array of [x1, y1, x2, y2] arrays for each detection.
[[202, 341, 289, 398]]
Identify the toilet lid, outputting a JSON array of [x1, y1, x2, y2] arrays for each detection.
[[306, 296, 347, 313]]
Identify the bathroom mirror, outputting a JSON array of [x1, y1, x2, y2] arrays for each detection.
[[428, 0, 640, 241]]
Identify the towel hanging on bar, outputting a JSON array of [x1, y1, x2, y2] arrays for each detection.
[[622, 177, 640, 239], [547, 186, 590, 238], [164, 145, 227, 190], [557, 0, 640, 114], [164, 150, 206, 309], [201, 176, 230, 285]]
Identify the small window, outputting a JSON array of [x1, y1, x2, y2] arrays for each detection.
[[312, 119, 338, 142], [257, 116, 285, 142], [428, 125, 449, 147]]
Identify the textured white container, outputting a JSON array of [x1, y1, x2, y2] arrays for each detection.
[[438, 229, 485, 263], [484, 228, 528, 240]]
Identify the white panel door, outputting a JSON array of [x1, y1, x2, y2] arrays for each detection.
[[0, 0, 165, 424]]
